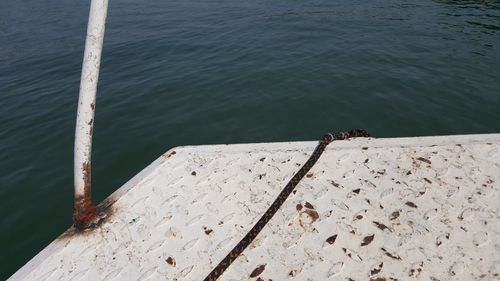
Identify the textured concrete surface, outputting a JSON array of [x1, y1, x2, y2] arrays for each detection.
[[10, 134, 500, 281]]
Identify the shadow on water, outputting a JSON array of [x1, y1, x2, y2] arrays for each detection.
[[434, 0, 500, 32], [467, 20, 500, 30], [433, 0, 500, 9]]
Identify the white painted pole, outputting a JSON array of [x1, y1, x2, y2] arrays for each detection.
[[73, 0, 109, 229]]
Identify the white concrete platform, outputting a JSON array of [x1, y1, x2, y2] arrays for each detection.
[[10, 134, 500, 281]]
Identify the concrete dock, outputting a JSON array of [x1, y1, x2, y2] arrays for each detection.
[[10, 134, 500, 281]]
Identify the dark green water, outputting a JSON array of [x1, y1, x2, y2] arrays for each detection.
[[1, 0, 500, 278]]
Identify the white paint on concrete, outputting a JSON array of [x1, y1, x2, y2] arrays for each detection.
[[9, 134, 500, 281]]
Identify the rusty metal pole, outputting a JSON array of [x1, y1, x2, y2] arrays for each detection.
[[73, 0, 109, 229]]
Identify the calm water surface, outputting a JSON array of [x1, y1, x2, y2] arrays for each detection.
[[1, 0, 499, 278]]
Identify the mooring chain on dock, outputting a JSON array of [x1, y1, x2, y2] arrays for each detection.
[[204, 129, 370, 281]]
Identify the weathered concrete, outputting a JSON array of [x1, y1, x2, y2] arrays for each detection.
[[10, 134, 500, 281]]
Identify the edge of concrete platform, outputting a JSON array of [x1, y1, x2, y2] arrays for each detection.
[[174, 133, 500, 153], [9, 133, 500, 280]]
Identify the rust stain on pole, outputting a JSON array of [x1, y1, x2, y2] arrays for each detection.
[[73, 161, 98, 230]]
